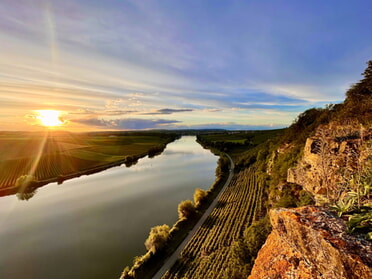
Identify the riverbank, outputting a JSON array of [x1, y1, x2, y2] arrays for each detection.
[[0, 132, 179, 198], [0, 136, 219, 279], [1, 150, 149, 197], [120, 151, 233, 279]]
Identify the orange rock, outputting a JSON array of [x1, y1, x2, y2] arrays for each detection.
[[248, 207, 372, 279]]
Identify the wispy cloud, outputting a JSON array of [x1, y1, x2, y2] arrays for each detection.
[[70, 108, 138, 116], [71, 117, 181, 130], [0, 0, 371, 130], [142, 108, 193, 115], [174, 122, 286, 131]]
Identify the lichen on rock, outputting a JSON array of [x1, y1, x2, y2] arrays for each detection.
[[248, 206, 372, 279]]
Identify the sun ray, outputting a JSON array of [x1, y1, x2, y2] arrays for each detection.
[[16, 131, 49, 195]]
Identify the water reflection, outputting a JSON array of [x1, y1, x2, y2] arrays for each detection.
[[16, 188, 37, 201], [0, 136, 218, 279]]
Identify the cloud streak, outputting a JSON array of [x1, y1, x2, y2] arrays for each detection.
[[71, 117, 181, 130], [142, 108, 193, 115], [0, 0, 371, 130]]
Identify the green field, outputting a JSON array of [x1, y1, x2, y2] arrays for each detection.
[[197, 129, 284, 159], [0, 131, 178, 196]]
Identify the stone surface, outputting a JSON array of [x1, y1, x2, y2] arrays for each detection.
[[248, 206, 372, 279], [287, 123, 371, 199]]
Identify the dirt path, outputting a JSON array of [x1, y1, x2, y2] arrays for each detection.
[[152, 153, 234, 279]]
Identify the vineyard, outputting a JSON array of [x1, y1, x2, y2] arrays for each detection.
[[0, 131, 178, 195], [162, 167, 265, 279]]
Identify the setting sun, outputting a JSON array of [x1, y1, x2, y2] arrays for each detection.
[[36, 110, 64, 127]]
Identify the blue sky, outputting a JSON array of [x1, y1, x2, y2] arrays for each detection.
[[0, 0, 371, 130]]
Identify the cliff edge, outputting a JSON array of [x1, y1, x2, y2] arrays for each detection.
[[248, 206, 372, 279]]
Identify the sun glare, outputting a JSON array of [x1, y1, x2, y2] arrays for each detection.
[[36, 110, 64, 127]]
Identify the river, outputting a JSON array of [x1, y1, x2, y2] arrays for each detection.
[[0, 136, 218, 279]]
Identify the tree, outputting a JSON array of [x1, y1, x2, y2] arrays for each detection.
[[344, 60, 372, 123], [144, 224, 170, 253], [15, 174, 36, 188], [244, 216, 271, 258], [193, 188, 208, 207], [363, 60, 372, 79], [16, 175, 37, 201], [120, 267, 134, 279], [178, 200, 196, 219]]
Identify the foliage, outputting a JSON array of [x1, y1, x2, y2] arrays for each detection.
[[178, 200, 196, 220], [244, 216, 271, 259], [166, 167, 266, 278], [0, 131, 178, 197], [15, 175, 38, 201], [274, 183, 315, 208], [330, 134, 371, 238], [197, 129, 284, 160], [347, 211, 372, 236], [193, 188, 208, 208], [297, 190, 315, 206], [122, 61, 371, 279], [120, 266, 133, 279], [119, 146, 232, 279], [144, 224, 171, 253], [15, 174, 36, 188], [223, 240, 252, 279], [331, 192, 357, 217], [343, 60, 372, 123]]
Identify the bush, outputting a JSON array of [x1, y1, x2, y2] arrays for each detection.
[[297, 190, 315, 206], [244, 216, 271, 258], [193, 188, 208, 207], [178, 200, 196, 220], [15, 174, 36, 188], [144, 224, 170, 253]]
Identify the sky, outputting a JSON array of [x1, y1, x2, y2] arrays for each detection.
[[0, 0, 371, 131]]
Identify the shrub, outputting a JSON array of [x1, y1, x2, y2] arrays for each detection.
[[177, 200, 196, 220], [193, 188, 208, 207], [244, 216, 271, 258], [144, 224, 170, 253]]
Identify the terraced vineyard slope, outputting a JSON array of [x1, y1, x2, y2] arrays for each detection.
[[162, 167, 265, 279]]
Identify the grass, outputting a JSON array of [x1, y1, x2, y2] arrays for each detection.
[[197, 129, 284, 160], [0, 131, 177, 196]]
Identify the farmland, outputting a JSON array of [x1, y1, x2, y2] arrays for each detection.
[[162, 166, 266, 279], [0, 131, 178, 196], [197, 129, 284, 159]]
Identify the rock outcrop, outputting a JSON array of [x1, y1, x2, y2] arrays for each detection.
[[248, 206, 372, 279], [287, 122, 371, 199]]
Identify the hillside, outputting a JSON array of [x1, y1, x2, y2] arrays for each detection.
[[119, 61, 371, 279], [164, 61, 371, 278], [247, 61, 372, 278]]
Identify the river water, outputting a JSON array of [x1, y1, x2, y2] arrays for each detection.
[[0, 136, 218, 279]]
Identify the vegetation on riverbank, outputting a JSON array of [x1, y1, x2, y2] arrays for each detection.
[[162, 61, 371, 278], [0, 131, 178, 198], [120, 153, 231, 279], [3, 62, 371, 278], [120, 124, 318, 279]]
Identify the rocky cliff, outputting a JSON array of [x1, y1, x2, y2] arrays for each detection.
[[287, 122, 371, 200], [248, 206, 372, 279]]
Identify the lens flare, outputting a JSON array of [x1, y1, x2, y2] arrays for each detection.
[[36, 110, 64, 127]]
